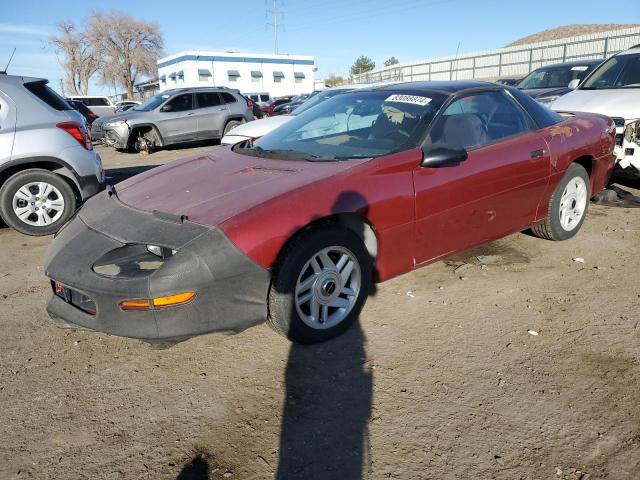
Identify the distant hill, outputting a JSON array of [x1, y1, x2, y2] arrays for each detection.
[[508, 24, 639, 47]]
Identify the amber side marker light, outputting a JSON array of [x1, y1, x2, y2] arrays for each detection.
[[120, 292, 197, 311]]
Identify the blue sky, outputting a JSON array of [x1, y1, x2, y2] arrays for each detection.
[[2, 0, 639, 95]]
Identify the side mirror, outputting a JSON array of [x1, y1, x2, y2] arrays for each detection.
[[568, 79, 580, 90], [421, 145, 468, 168], [160, 104, 173, 112]]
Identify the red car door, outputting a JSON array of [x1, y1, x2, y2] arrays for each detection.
[[412, 90, 551, 265]]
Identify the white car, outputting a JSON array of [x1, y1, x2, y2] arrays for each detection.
[[552, 45, 640, 176], [67, 95, 116, 117], [221, 83, 391, 145]]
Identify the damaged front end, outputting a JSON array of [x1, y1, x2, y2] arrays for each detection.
[[614, 118, 640, 175], [44, 188, 271, 346]]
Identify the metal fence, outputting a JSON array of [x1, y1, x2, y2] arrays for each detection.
[[354, 27, 640, 83]]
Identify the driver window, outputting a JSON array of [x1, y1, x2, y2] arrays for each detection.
[[166, 93, 193, 112], [428, 91, 530, 150]]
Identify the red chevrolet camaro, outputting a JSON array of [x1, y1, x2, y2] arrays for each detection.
[[44, 81, 616, 346]]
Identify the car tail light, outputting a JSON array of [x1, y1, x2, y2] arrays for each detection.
[[246, 98, 254, 108], [57, 121, 92, 150]]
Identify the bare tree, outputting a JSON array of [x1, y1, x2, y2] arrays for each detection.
[[86, 10, 163, 99], [50, 22, 99, 95]]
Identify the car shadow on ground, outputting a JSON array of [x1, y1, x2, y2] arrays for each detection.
[[105, 139, 219, 155], [104, 165, 161, 185]]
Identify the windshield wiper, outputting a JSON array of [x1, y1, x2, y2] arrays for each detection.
[[238, 146, 339, 162]]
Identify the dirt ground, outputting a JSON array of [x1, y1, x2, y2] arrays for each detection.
[[1, 144, 639, 480]]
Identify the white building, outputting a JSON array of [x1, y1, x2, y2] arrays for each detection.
[[157, 51, 316, 97]]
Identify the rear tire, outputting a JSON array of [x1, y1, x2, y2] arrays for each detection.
[[223, 120, 243, 136], [532, 163, 590, 241], [0, 169, 76, 236], [268, 225, 373, 344]]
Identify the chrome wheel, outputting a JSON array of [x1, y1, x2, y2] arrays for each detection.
[[12, 182, 65, 227], [294, 246, 361, 330], [558, 176, 587, 232]]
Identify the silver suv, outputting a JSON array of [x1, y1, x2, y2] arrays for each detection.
[[92, 87, 254, 152], [0, 74, 104, 236]]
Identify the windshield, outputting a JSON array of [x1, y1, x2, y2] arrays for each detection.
[[133, 93, 172, 111], [581, 52, 640, 89], [235, 90, 445, 161], [518, 64, 596, 89]]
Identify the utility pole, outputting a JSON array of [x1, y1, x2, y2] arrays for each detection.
[[267, 0, 282, 54]]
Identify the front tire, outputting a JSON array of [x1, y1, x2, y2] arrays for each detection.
[[0, 169, 76, 236], [268, 225, 373, 344], [532, 163, 590, 241]]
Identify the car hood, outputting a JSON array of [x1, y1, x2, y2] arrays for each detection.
[[116, 147, 366, 227], [223, 115, 293, 139], [551, 88, 640, 119], [520, 87, 570, 99]]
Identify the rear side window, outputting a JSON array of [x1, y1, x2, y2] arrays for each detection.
[[260, 94, 270, 102], [220, 92, 237, 104], [24, 81, 72, 111], [196, 92, 222, 108], [507, 87, 562, 128]]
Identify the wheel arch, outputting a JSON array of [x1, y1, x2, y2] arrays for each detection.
[[225, 115, 247, 125], [128, 123, 164, 148], [0, 157, 81, 200], [275, 213, 379, 271], [572, 155, 593, 178], [571, 155, 596, 195]]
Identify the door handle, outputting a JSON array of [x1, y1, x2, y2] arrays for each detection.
[[530, 149, 544, 159], [186, 112, 195, 116]]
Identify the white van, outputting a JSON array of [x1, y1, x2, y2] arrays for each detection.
[[67, 96, 116, 117], [552, 45, 640, 176], [244, 92, 272, 107]]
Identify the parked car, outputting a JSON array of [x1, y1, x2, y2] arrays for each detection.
[[272, 92, 317, 115], [67, 95, 116, 116], [44, 81, 615, 346], [241, 95, 263, 119], [517, 59, 603, 104], [0, 74, 104, 236], [115, 100, 140, 111], [91, 87, 254, 152], [495, 78, 522, 86], [261, 96, 293, 116], [552, 45, 640, 177], [221, 83, 384, 145], [67, 99, 99, 125], [245, 92, 272, 107]]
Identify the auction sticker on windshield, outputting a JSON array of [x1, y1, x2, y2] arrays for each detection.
[[385, 94, 432, 106]]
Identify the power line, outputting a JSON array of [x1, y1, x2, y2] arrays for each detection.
[[286, 0, 458, 33]]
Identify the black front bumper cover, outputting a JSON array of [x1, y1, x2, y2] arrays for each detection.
[[44, 190, 271, 343]]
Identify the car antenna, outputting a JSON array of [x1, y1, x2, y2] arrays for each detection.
[[1, 47, 16, 74]]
